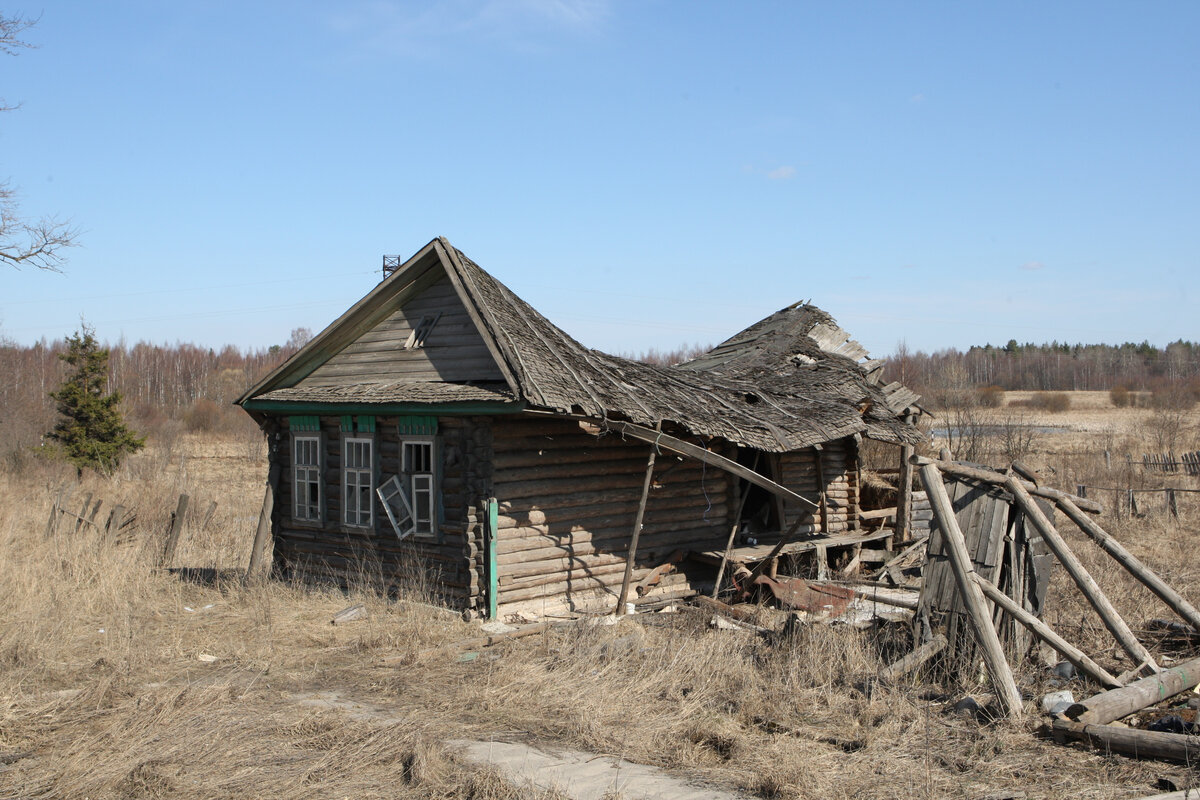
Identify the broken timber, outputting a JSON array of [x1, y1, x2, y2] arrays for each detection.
[[911, 456, 1102, 514]]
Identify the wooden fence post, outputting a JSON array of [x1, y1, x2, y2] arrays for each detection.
[[618, 425, 661, 615], [245, 463, 279, 584], [162, 494, 189, 567], [919, 464, 1023, 717]]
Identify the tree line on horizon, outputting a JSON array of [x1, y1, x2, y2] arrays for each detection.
[[1, 330, 1196, 461]]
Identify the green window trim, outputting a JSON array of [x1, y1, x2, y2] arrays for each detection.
[[340, 415, 376, 433], [288, 415, 320, 432], [397, 415, 438, 436]]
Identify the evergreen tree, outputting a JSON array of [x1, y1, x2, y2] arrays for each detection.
[[47, 326, 145, 475]]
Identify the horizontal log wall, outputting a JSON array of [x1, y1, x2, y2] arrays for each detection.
[[489, 417, 732, 610], [269, 414, 476, 609], [778, 437, 859, 533]]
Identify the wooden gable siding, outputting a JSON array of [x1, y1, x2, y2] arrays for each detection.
[[270, 414, 480, 609], [777, 437, 859, 535], [298, 273, 505, 386], [484, 416, 731, 609]]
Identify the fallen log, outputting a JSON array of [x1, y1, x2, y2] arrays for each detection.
[[1051, 719, 1200, 763], [880, 633, 947, 681], [1064, 655, 1200, 724]]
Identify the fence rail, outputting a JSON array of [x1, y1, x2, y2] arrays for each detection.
[[1137, 451, 1200, 475]]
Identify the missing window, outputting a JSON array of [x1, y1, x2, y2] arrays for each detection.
[[403, 312, 442, 349]]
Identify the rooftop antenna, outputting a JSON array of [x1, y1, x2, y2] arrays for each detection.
[[382, 255, 402, 279]]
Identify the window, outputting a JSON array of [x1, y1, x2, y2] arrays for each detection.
[[293, 435, 321, 521], [343, 437, 375, 527], [403, 438, 436, 536]]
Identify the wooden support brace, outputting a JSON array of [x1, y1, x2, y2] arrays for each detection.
[[1057, 496, 1200, 634], [617, 429, 661, 615], [1065, 655, 1200, 724], [970, 572, 1122, 689], [1006, 478, 1158, 674], [911, 455, 1103, 514]]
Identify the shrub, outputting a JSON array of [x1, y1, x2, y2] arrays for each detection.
[[976, 385, 1005, 408], [183, 398, 223, 432], [1109, 385, 1131, 408], [1031, 392, 1070, 412]]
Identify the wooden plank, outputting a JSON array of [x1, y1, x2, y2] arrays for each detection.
[[920, 463, 1023, 717], [1052, 719, 1200, 763]]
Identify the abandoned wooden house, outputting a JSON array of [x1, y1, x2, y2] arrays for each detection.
[[236, 237, 923, 617]]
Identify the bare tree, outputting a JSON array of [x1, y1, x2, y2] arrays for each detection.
[[1, 14, 78, 271]]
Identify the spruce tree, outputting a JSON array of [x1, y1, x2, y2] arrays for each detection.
[[47, 326, 145, 475]]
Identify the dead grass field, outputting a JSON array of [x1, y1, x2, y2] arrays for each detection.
[[2, 395, 1200, 799]]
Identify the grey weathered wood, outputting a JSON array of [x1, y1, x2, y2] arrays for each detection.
[[920, 463, 1023, 717], [970, 572, 1121, 689], [617, 430, 661, 615], [162, 494, 189, 566], [601, 420, 819, 510], [1052, 719, 1200, 763], [880, 633, 947, 681], [1057, 496, 1200, 634], [73, 493, 94, 534], [712, 454, 761, 599], [895, 412, 915, 541], [1006, 478, 1157, 674], [1065, 655, 1200, 724], [246, 465, 278, 583], [911, 456, 1103, 514]]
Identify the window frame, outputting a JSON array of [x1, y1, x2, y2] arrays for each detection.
[[401, 435, 438, 539], [342, 434, 377, 529], [291, 432, 323, 524]]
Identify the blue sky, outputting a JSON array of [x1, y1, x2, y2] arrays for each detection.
[[2, 1, 1197, 358]]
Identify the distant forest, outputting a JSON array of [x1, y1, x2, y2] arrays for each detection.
[[1, 331, 1197, 455], [884, 340, 1200, 401]]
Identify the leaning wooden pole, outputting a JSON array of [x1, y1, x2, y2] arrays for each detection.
[[1057, 496, 1200, 634], [911, 456, 1103, 514], [1005, 478, 1158, 674], [919, 463, 1023, 717], [617, 429, 660, 615], [712, 455, 759, 599], [970, 572, 1122, 689], [245, 463, 279, 584]]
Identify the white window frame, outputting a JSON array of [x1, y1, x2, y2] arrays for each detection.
[[343, 435, 375, 528], [292, 433, 322, 522], [402, 436, 437, 538]]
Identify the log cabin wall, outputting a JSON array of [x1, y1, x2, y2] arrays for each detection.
[[777, 436, 860, 535], [268, 413, 477, 610], [487, 416, 732, 610]]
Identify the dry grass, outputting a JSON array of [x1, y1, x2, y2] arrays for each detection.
[[2, 410, 1200, 798]]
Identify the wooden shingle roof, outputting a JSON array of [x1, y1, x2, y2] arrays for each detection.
[[239, 237, 921, 451]]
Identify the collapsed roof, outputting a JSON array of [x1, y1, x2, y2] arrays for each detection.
[[238, 237, 922, 451]]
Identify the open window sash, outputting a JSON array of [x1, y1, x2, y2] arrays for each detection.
[[376, 475, 416, 541]]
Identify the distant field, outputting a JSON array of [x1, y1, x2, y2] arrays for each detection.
[[2, 401, 1199, 798]]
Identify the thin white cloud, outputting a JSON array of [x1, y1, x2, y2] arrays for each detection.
[[1021, 261, 1045, 270], [910, 93, 925, 104], [767, 165, 796, 180]]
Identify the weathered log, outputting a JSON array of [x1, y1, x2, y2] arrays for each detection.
[[895, 411, 916, 541], [920, 463, 1023, 717], [1051, 719, 1200, 763], [1006, 477, 1157, 674], [1064, 655, 1200, 724], [503, 562, 632, 591], [496, 492, 719, 529], [162, 494, 189, 567], [497, 525, 727, 563], [1057, 497, 1200, 634], [969, 572, 1121, 689], [911, 456, 1103, 514], [497, 505, 729, 545], [880, 633, 946, 681]]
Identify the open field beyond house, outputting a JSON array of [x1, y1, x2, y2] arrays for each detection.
[[2, 392, 1200, 799]]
